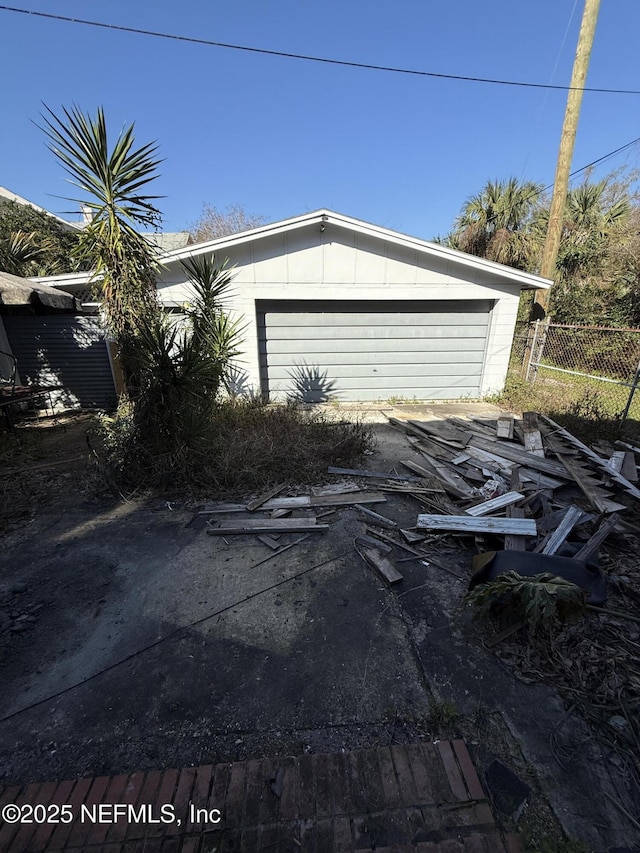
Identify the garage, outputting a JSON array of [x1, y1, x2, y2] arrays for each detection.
[[258, 299, 492, 402], [45, 209, 550, 402]]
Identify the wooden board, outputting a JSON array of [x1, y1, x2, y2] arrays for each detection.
[[355, 504, 398, 529], [416, 514, 537, 536], [522, 412, 545, 457], [468, 435, 567, 477], [465, 491, 524, 517], [540, 505, 584, 555], [360, 546, 403, 586], [199, 491, 386, 514], [574, 513, 621, 561], [247, 483, 286, 512], [207, 518, 329, 535], [557, 454, 627, 515], [504, 507, 527, 551], [541, 414, 640, 501], [496, 415, 514, 440], [620, 451, 639, 483], [327, 466, 420, 482]]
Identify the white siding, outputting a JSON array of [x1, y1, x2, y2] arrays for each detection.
[[156, 219, 527, 400]]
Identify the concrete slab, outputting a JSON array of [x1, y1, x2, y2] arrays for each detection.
[[0, 411, 636, 851]]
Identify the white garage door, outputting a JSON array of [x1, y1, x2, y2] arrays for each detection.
[[258, 299, 492, 402]]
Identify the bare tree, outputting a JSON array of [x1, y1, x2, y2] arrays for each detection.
[[190, 203, 266, 243]]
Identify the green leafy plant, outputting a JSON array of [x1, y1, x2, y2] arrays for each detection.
[[42, 104, 163, 348], [465, 572, 588, 634]]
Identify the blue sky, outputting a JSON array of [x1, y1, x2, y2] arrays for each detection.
[[2, 1, 640, 240]]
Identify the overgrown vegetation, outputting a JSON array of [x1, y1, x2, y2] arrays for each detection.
[[445, 169, 640, 328], [491, 370, 640, 445], [0, 199, 81, 276], [38, 106, 373, 496], [466, 568, 640, 790], [465, 571, 588, 636], [89, 398, 374, 496]]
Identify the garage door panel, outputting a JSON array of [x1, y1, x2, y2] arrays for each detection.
[[268, 362, 483, 380], [259, 337, 487, 356], [264, 311, 490, 328], [270, 378, 481, 396], [260, 325, 488, 341], [258, 299, 490, 402], [265, 349, 485, 367]]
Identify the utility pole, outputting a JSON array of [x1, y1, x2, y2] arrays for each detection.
[[532, 0, 602, 319]]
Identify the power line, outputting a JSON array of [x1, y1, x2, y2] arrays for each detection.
[[2, 4, 640, 95], [455, 134, 640, 232]]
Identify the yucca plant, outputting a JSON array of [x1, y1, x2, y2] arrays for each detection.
[[465, 572, 588, 634], [41, 104, 163, 347]]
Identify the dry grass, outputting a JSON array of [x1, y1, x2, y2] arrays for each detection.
[[89, 399, 375, 498], [0, 414, 92, 532], [492, 371, 640, 445]]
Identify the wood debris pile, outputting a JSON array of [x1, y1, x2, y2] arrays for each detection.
[[371, 411, 640, 586]]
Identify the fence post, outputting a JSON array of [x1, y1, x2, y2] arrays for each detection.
[[622, 360, 640, 423], [525, 320, 540, 382]]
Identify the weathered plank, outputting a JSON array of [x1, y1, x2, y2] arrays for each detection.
[[541, 414, 640, 501], [247, 482, 286, 512], [465, 491, 524, 517], [496, 415, 514, 440], [605, 450, 626, 475], [522, 411, 545, 457], [401, 458, 474, 500], [541, 506, 584, 555], [574, 513, 621, 562], [199, 491, 386, 514], [468, 435, 567, 477], [557, 454, 627, 515], [400, 528, 426, 543], [620, 451, 639, 482], [327, 466, 420, 482], [311, 481, 361, 496], [257, 534, 282, 550], [359, 546, 403, 586], [355, 534, 393, 554], [416, 514, 537, 535], [406, 418, 472, 446], [207, 518, 328, 535], [504, 507, 527, 550], [355, 504, 398, 529]]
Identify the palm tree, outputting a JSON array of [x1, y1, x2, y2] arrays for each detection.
[[536, 179, 633, 324], [41, 105, 163, 342], [449, 178, 544, 270]]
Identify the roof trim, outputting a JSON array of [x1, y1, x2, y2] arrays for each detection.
[[160, 209, 552, 289], [34, 209, 552, 291]]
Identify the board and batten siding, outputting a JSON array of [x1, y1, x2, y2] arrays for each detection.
[[257, 299, 492, 402], [156, 218, 524, 400], [3, 315, 117, 410]]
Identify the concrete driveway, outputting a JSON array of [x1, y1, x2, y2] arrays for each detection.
[[0, 403, 636, 851]]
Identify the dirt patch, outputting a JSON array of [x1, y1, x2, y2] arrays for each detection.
[[0, 412, 94, 534]]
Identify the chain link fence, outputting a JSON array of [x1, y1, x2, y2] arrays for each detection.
[[510, 321, 640, 421]]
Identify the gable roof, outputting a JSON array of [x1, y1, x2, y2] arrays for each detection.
[[159, 209, 551, 290], [35, 208, 552, 291]]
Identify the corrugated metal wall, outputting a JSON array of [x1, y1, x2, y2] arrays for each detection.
[[3, 315, 117, 410], [258, 299, 492, 402]]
